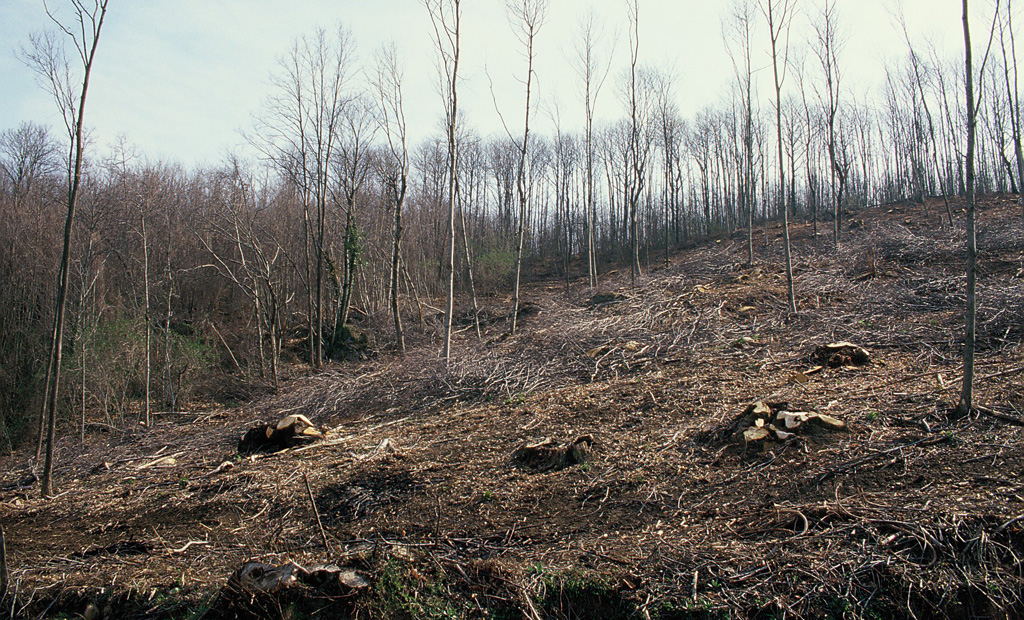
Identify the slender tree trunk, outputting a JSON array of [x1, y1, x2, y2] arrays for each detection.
[[142, 214, 151, 427], [338, 206, 357, 337], [459, 191, 482, 340], [316, 193, 326, 364], [959, 0, 978, 414], [35, 328, 55, 462], [79, 278, 86, 443], [41, 3, 109, 497], [627, 0, 643, 285], [1001, 0, 1024, 225], [401, 262, 425, 331], [434, 0, 461, 362], [164, 271, 175, 412], [746, 80, 755, 264], [302, 203, 315, 366], [391, 181, 407, 353], [510, 1, 545, 336], [763, 0, 797, 315], [586, 114, 598, 287]]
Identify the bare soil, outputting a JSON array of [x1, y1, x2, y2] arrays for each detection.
[[2, 196, 1023, 619]]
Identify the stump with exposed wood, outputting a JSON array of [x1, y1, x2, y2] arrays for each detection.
[[238, 414, 324, 454], [727, 401, 846, 447], [812, 342, 871, 368], [209, 560, 368, 619]]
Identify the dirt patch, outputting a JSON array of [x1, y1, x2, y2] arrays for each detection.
[[317, 468, 421, 523]]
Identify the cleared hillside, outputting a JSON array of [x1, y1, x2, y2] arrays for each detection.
[[2, 196, 1023, 619]]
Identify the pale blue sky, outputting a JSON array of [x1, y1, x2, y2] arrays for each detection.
[[1, 0, 965, 168]]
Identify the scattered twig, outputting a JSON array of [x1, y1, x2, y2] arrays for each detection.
[[136, 452, 184, 470], [167, 540, 209, 555], [304, 472, 332, 553]]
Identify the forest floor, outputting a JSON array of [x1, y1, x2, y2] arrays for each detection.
[[1, 195, 1023, 620]]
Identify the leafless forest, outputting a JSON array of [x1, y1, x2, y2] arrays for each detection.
[[1, 0, 1023, 618]]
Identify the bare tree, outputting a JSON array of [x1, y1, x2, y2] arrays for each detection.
[[997, 0, 1024, 225], [653, 68, 682, 267], [812, 0, 850, 247], [109, 140, 151, 426], [0, 123, 60, 447], [20, 0, 109, 497], [795, 56, 821, 240], [896, 11, 955, 226], [759, 0, 798, 314], [626, 0, 644, 284], [958, 0, 1001, 415], [725, 0, 758, 264], [0, 123, 59, 211], [373, 44, 410, 353], [195, 162, 285, 388], [332, 96, 377, 354], [456, 130, 484, 340], [573, 11, 615, 288], [508, 0, 548, 336], [425, 0, 462, 362], [252, 26, 353, 368]]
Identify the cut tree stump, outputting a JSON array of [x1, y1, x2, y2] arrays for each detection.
[[235, 561, 302, 594], [728, 401, 846, 446], [812, 342, 871, 368], [513, 435, 594, 472], [238, 413, 324, 454], [210, 560, 368, 619]]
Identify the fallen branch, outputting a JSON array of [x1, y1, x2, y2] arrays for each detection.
[[288, 416, 411, 456], [304, 472, 332, 553], [817, 436, 950, 484], [975, 405, 1024, 427], [136, 452, 184, 470], [0, 525, 7, 602], [977, 365, 1024, 384], [993, 514, 1024, 536]]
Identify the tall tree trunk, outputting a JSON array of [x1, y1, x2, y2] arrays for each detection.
[[142, 213, 151, 427], [41, 2, 109, 497], [959, 0, 978, 415], [763, 0, 797, 315], [510, 0, 546, 336], [391, 180, 407, 353], [1001, 0, 1024, 225]]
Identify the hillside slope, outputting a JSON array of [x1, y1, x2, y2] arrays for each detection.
[[2, 196, 1023, 619]]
